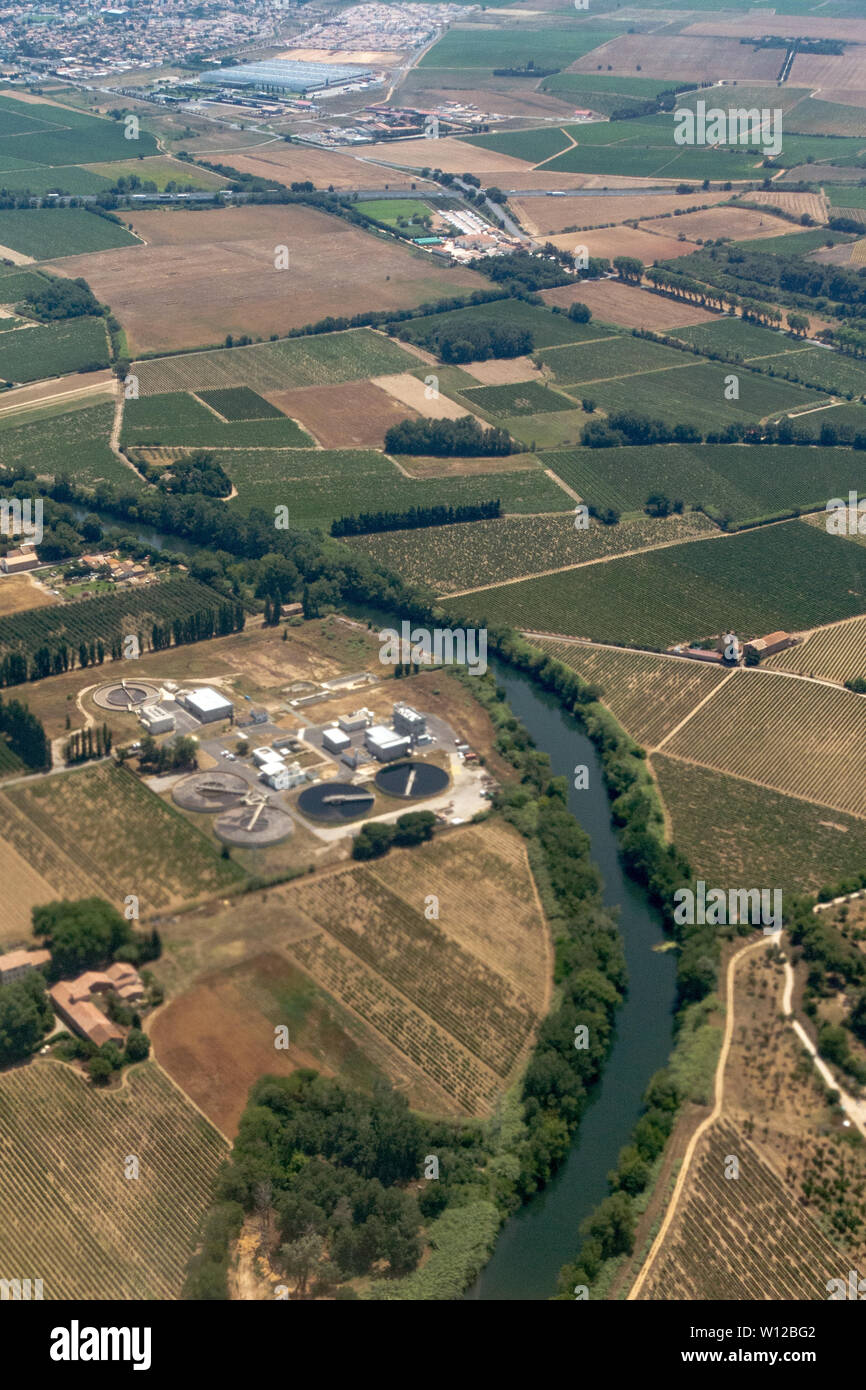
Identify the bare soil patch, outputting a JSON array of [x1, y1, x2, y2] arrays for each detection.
[[263, 380, 419, 448], [398, 452, 539, 477], [462, 354, 543, 385], [0, 369, 115, 418], [373, 370, 482, 421], [513, 190, 729, 237], [206, 141, 422, 191], [569, 35, 781, 83], [371, 136, 534, 175], [541, 278, 716, 328], [640, 205, 799, 242], [43, 204, 482, 355], [686, 17, 866, 43], [0, 573, 57, 617], [548, 224, 698, 262], [791, 51, 866, 89], [0, 837, 58, 944]]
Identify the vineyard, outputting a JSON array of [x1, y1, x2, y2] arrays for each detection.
[[662, 669, 866, 818], [121, 391, 314, 449], [638, 1119, 850, 1299], [531, 639, 728, 748], [133, 329, 418, 397], [284, 823, 549, 1116], [224, 448, 570, 530], [0, 576, 241, 686], [0, 316, 109, 384], [765, 614, 866, 684], [447, 520, 866, 648], [6, 762, 245, 914], [346, 512, 717, 596], [652, 754, 866, 893], [0, 208, 138, 258], [543, 443, 866, 525], [0, 401, 128, 491], [0, 1061, 226, 1299]]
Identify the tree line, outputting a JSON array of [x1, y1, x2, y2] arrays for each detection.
[[384, 416, 516, 457], [331, 499, 501, 537]]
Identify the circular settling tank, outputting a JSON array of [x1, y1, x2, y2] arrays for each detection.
[[297, 781, 375, 822], [374, 760, 449, 799], [172, 770, 249, 812], [215, 801, 295, 847], [93, 680, 161, 711]]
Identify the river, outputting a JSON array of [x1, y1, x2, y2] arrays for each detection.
[[466, 657, 678, 1301]]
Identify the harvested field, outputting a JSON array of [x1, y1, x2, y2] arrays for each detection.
[[373, 370, 483, 421], [202, 141, 422, 191], [462, 355, 543, 385], [398, 452, 542, 478], [541, 279, 717, 329], [569, 35, 782, 84], [662, 669, 866, 819], [150, 952, 386, 1137], [738, 189, 828, 223], [0, 573, 56, 617], [0, 835, 58, 944], [529, 638, 727, 749], [512, 190, 729, 237], [372, 135, 534, 175], [0, 1061, 227, 1300], [262, 380, 419, 448], [791, 52, 866, 90], [44, 204, 483, 355], [4, 762, 245, 916], [548, 225, 698, 263], [282, 820, 550, 1117], [639, 205, 798, 243], [0, 368, 115, 419], [685, 18, 866, 43]]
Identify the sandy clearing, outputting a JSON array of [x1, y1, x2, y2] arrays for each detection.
[[372, 371, 480, 421], [462, 355, 543, 385], [278, 47, 403, 64], [0, 571, 57, 617], [0, 243, 33, 265], [541, 278, 717, 328], [0, 369, 116, 417]]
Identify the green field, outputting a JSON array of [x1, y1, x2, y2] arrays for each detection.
[[445, 519, 866, 647], [786, 100, 866, 139], [419, 24, 620, 71], [825, 184, 866, 210], [503, 407, 589, 450], [743, 348, 866, 399], [732, 228, 855, 257], [344, 510, 717, 595], [0, 268, 55, 303], [671, 318, 797, 359], [464, 126, 575, 165], [196, 387, 283, 420], [544, 442, 866, 527], [0, 316, 109, 383], [134, 329, 419, 395], [0, 208, 138, 258], [220, 448, 570, 530], [121, 391, 314, 448], [0, 400, 132, 489], [541, 72, 688, 113], [653, 754, 866, 895], [394, 298, 615, 352], [0, 165, 113, 195], [357, 198, 434, 229], [462, 379, 575, 416], [538, 334, 688, 384], [84, 156, 228, 191], [556, 359, 829, 432]]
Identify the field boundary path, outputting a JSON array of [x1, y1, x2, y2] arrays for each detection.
[[627, 933, 773, 1301]]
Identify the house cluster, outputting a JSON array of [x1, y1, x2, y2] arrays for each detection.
[[79, 552, 153, 584], [50, 963, 145, 1049], [674, 631, 798, 666]]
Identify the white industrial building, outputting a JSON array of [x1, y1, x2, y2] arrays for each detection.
[[182, 686, 234, 724], [322, 726, 351, 754], [259, 757, 306, 791], [338, 711, 370, 734], [365, 725, 410, 762], [138, 704, 175, 736], [393, 703, 426, 741]]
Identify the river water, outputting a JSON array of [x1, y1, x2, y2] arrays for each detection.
[[466, 658, 678, 1300]]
